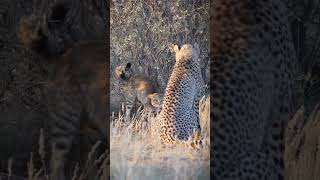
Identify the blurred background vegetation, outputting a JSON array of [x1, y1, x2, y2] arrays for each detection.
[[110, 0, 210, 113]]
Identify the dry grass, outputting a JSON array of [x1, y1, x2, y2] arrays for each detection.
[[285, 104, 320, 180], [5, 96, 209, 180], [110, 96, 210, 180], [23, 137, 109, 180]]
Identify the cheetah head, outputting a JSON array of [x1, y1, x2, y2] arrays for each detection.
[[173, 43, 200, 63], [114, 62, 133, 81]]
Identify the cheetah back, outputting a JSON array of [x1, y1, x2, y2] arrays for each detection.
[[211, 0, 302, 179], [159, 44, 202, 144]]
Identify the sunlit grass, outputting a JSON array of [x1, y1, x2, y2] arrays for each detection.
[[1, 96, 209, 180], [110, 96, 210, 180]]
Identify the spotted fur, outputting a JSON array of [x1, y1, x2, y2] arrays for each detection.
[[157, 43, 203, 148], [211, 0, 302, 179]]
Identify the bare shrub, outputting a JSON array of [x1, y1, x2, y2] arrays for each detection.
[[285, 104, 320, 180], [110, 0, 209, 112]]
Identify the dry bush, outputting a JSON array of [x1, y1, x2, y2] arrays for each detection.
[[110, 96, 210, 180], [110, 0, 209, 112], [285, 104, 320, 180], [283, 1, 320, 179]]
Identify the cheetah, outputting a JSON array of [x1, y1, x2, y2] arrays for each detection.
[[157, 43, 203, 147], [115, 62, 163, 120], [18, 6, 108, 180], [211, 0, 302, 179]]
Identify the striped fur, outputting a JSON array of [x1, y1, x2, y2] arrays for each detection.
[[46, 41, 108, 180], [115, 63, 162, 120], [18, 14, 108, 180]]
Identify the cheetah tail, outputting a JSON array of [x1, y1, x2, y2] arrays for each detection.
[[178, 131, 203, 149]]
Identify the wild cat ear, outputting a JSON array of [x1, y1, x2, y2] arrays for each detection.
[[148, 93, 156, 99], [173, 44, 180, 53], [114, 66, 123, 79]]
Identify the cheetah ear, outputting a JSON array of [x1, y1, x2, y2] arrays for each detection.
[[173, 45, 180, 53], [125, 62, 132, 70]]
